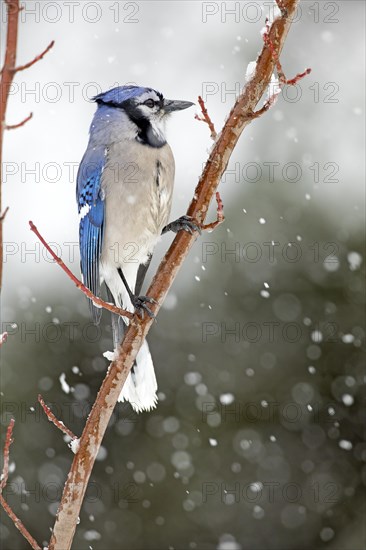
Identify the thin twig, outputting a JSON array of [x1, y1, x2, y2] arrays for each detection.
[[12, 40, 55, 73], [49, 2, 306, 548], [251, 87, 281, 119], [0, 207, 9, 222], [195, 96, 217, 140], [5, 112, 33, 130], [29, 221, 133, 320], [262, 19, 311, 86], [0, 496, 42, 550], [38, 395, 78, 441], [201, 192, 225, 231], [0, 418, 14, 491], [0, 419, 42, 550]]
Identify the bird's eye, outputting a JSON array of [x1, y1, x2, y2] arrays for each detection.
[[143, 99, 155, 108]]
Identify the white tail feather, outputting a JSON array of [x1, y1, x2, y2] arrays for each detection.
[[118, 340, 158, 412], [101, 264, 158, 412]]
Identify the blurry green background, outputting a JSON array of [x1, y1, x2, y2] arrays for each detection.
[[1, 1, 365, 549]]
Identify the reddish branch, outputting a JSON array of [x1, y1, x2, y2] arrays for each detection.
[[38, 395, 78, 441], [47, 1, 309, 549], [12, 40, 55, 73], [262, 18, 311, 86], [201, 192, 225, 231], [0, 207, 9, 222], [251, 87, 281, 119], [0, 0, 54, 291], [250, 14, 311, 120], [275, 0, 288, 16], [0, 418, 14, 491], [29, 221, 133, 320], [5, 112, 33, 130], [195, 96, 217, 140], [0, 419, 42, 550], [0, 497, 42, 550]]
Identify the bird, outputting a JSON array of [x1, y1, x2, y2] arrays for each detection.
[[76, 85, 197, 412]]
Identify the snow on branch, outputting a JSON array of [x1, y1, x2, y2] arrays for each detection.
[[0, 331, 8, 346]]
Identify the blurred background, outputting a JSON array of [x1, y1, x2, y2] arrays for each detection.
[[1, 1, 365, 549]]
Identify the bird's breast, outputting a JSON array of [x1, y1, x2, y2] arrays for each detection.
[[101, 140, 175, 268]]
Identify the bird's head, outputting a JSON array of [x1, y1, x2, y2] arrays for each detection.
[[93, 85, 194, 147]]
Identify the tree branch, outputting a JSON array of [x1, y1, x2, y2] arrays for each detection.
[[0, 0, 54, 292], [0, 207, 9, 222], [48, 1, 308, 548], [0, 418, 14, 492], [29, 221, 133, 320], [0, 0, 20, 291], [195, 96, 217, 140], [0, 496, 42, 550], [201, 192, 225, 231], [5, 112, 33, 130], [0, 419, 42, 550], [38, 394, 78, 442], [12, 40, 55, 73], [262, 18, 311, 86]]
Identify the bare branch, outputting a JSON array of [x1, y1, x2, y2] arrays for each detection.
[[201, 192, 225, 231], [5, 112, 33, 130], [0, 496, 42, 550], [0, 418, 14, 491], [0, 207, 9, 222], [13, 40, 55, 73], [262, 19, 311, 86], [195, 96, 217, 140], [0, 419, 42, 550], [38, 395, 78, 441], [29, 221, 133, 320], [48, 2, 306, 548], [0, 0, 21, 291], [283, 68, 312, 86], [251, 87, 281, 119], [0, 0, 54, 293]]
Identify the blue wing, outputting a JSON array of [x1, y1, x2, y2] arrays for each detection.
[[76, 146, 106, 324]]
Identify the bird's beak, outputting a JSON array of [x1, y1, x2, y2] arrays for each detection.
[[163, 99, 194, 113]]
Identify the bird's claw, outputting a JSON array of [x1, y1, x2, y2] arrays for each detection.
[[163, 215, 202, 236], [132, 295, 157, 319]]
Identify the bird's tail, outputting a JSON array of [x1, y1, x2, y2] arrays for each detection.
[[109, 307, 158, 413]]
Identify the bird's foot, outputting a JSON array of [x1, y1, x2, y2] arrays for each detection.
[[162, 215, 201, 235], [132, 294, 157, 319]]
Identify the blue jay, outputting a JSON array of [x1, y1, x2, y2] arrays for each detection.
[[76, 85, 196, 412]]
